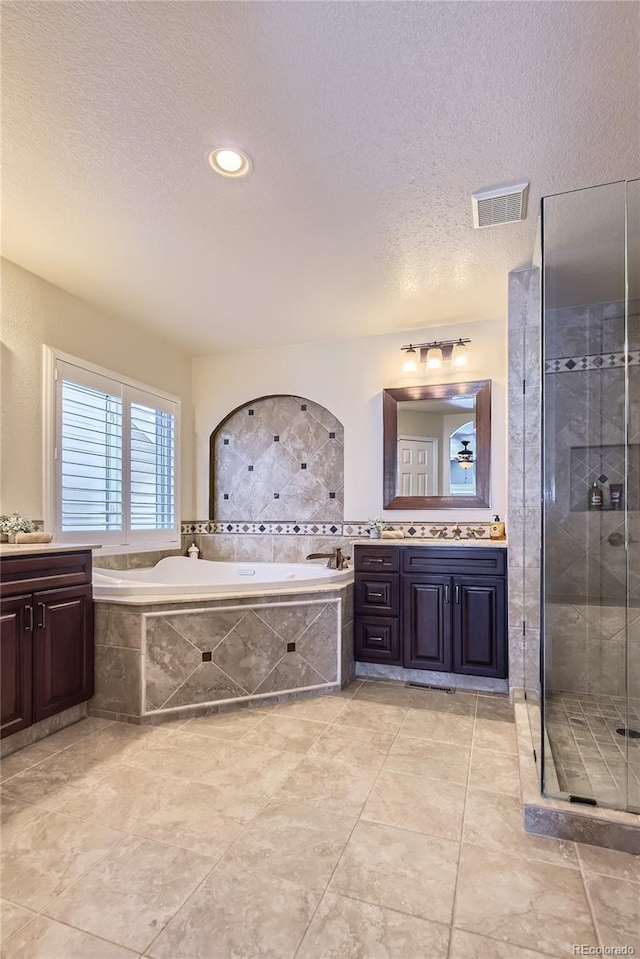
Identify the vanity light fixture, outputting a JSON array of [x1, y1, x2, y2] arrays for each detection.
[[401, 345, 419, 373], [207, 147, 253, 178], [400, 338, 471, 374]]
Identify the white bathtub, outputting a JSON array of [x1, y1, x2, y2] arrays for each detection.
[[93, 555, 352, 600]]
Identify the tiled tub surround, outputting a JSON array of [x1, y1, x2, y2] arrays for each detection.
[[2, 683, 639, 959], [212, 395, 344, 524], [91, 584, 354, 722]]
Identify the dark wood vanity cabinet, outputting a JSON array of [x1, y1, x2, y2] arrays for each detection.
[[354, 545, 507, 679], [0, 551, 94, 737]]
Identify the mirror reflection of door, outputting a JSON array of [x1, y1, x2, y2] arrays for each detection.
[[449, 421, 476, 495], [397, 436, 438, 496]]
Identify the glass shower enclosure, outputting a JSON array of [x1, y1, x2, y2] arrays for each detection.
[[541, 179, 639, 813]]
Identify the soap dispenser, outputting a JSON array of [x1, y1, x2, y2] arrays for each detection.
[[588, 482, 603, 511], [490, 515, 505, 540], [187, 542, 200, 560]]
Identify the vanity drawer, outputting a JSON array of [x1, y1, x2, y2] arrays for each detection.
[[403, 547, 506, 577], [355, 573, 400, 616], [354, 547, 399, 573], [0, 551, 93, 598], [355, 617, 401, 664]]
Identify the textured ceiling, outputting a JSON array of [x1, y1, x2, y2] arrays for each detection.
[[2, 1, 639, 354]]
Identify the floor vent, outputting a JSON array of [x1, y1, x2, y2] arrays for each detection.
[[405, 682, 454, 693], [569, 795, 598, 806], [472, 182, 529, 228]]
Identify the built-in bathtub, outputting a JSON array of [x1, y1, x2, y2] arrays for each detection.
[[93, 555, 352, 600], [91, 557, 354, 723]]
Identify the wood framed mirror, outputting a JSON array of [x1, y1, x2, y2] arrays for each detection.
[[383, 380, 491, 509]]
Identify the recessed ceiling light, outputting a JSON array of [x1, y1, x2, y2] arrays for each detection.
[[207, 147, 252, 178]]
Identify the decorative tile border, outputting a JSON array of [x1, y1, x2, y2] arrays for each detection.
[[545, 350, 640, 374], [182, 520, 495, 541]]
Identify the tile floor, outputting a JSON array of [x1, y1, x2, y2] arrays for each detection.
[[1, 681, 639, 958], [546, 691, 640, 810]]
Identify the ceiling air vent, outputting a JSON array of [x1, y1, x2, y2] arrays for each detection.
[[472, 182, 529, 228]]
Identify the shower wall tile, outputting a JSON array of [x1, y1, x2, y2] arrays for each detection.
[[213, 396, 344, 524]]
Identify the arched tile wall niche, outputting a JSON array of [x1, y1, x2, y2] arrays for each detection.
[[210, 395, 344, 523]]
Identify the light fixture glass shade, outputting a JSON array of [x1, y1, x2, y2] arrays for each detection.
[[401, 347, 418, 373], [452, 341, 469, 368], [426, 346, 443, 370], [457, 440, 474, 469]]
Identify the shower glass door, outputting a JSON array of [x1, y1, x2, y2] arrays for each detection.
[[541, 179, 639, 813]]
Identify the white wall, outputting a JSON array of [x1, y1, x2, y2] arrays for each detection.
[[193, 317, 507, 522], [0, 258, 194, 520]]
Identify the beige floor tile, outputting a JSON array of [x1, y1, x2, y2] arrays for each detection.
[[469, 747, 520, 796], [1, 802, 123, 911], [329, 820, 459, 925], [276, 756, 379, 817], [362, 769, 466, 841], [58, 764, 188, 831], [398, 709, 474, 746], [473, 718, 517, 753], [148, 861, 319, 959], [2, 915, 137, 958], [65, 722, 172, 765], [297, 892, 450, 959], [182, 709, 267, 741], [0, 899, 35, 945], [275, 696, 348, 722], [132, 781, 246, 858], [45, 835, 213, 953], [0, 745, 59, 783], [1, 748, 120, 811], [385, 736, 470, 783], [449, 929, 563, 959], [221, 799, 356, 892], [241, 714, 329, 754], [454, 843, 597, 956], [331, 681, 362, 699], [26, 717, 114, 754], [122, 730, 230, 778], [195, 742, 303, 820], [577, 842, 640, 883], [476, 695, 515, 723], [463, 790, 578, 867], [333, 701, 407, 734], [353, 681, 418, 708], [410, 689, 477, 716], [584, 875, 640, 953], [308, 724, 395, 769]]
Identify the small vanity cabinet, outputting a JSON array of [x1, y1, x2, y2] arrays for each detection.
[[0, 550, 94, 738], [354, 544, 507, 679]]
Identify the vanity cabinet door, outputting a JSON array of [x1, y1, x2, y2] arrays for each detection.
[[32, 585, 94, 722], [453, 577, 506, 678], [0, 595, 33, 738], [403, 576, 452, 671]]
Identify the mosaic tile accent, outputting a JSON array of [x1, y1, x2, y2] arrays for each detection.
[[569, 444, 640, 512], [546, 350, 640, 374], [183, 520, 495, 540], [212, 396, 344, 523]]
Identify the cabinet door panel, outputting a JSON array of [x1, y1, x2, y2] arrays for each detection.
[[453, 577, 506, 677], [33, 585, 94, 722], [0, 595, 33, 737], [403, 576, 452, 671], [355, 617, 401, 664]]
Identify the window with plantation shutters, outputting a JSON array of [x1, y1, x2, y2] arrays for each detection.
[[47, 351, 180, 547]]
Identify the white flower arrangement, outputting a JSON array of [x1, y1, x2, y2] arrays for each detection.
[[364, 516, 389, 533], [0, 512, 35, 534]]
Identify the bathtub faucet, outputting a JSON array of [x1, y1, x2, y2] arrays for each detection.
[[306, 547, 350, 570]]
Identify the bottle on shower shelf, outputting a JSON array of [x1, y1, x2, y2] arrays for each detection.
[[588, 481, 603, 511]]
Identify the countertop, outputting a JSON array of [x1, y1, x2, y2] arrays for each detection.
[[350, 537, 507, 547], [0, 543, 102, 558]]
